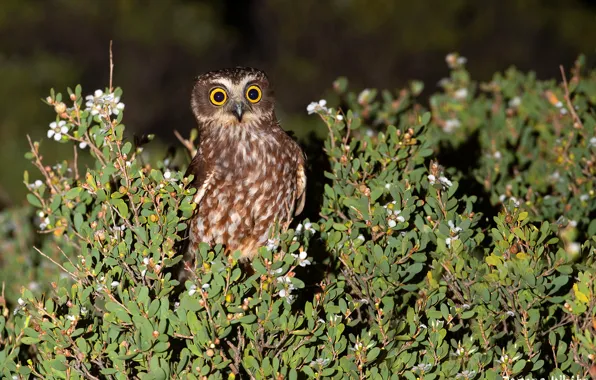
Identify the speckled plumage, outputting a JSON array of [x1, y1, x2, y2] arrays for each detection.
[[183, 67, 306, 266]]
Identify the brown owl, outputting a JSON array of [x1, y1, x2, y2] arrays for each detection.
[[181, 67, 306, 270]]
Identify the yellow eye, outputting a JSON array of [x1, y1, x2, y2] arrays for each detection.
[[209, 88, 227, 106], [245, 85, 262, 103]]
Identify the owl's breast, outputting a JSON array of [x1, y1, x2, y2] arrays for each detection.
[[190, 137, 298, 257]]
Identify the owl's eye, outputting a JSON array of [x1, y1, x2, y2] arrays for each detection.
[[245, 85, 262, 103], [209, 88, 227, 106]]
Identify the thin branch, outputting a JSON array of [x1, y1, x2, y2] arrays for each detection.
[[109, 40, 114, 93], [73, 144, 80, 181], [33, 246, 77, 280], [559, 65, 583, 129], [174, 129, 196, 157]]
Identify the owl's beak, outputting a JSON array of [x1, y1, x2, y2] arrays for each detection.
[[234, 102, 244, 122]]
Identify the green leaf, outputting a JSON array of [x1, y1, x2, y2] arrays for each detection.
[[366, 347, 381, 362], [65, 187, 83, 199], [26, 193, 42, 208]]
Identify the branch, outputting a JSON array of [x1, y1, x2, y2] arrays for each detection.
[[559, 65, 583, 129], [174, 129, 196, 157], [109, 40, 114, 93]]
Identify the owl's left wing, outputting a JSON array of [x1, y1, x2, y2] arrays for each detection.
[[294, 156, 307, 216]]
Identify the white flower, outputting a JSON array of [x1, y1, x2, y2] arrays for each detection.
[[506, 310, 515, 317], [29, 179, 43, 189], [47, 121, 68, 141], [590, 137, 596, 147], [448, 220, 462, 233], [457, 56, 467, 65], [295, 223, 303, 234], [201, 283, 210, 289], [437, 78, 450, 87], [188, 285, 197, 296], [304, 222, 315, 233], [291, 250, 311, 267], [67, 315, 76, 321], [493, 151, 502, 160], [79, 141, 88, 149], [560, 108, 568, 115], [336, 114, 344, 121], [306, 99, 329, 114], [111, 281, 120, 288], [444, 119, 461, 133], [357, 234, 365, 241], [580, 194, 589, 202], [549, 171, 561, 182], [439, 176, 453, 188], [309, 358, 330, 367], [456, 370, 476, 379], [496, 355, 507, 364], [394, 210, 405, 223], [350, 342, 364, 352], [17, 298, 26, 306], [427, 174, 436, 185], [164, 170, 171, 179], [412, 363, 432, 373], [39, 216, 50, 230], [555, 101, 563, 108], [568, 242, 581, 255], [143, 257, 150, 265], [454, 88, 468, 100], [510, 197, 520, 207], [388, 220, 397, 228], [266, 238, 279, 251], [385, 183, 391, 189], [85, 90, 125, 117], [446, 236, 459, 248], [279, 288, 288, 298], [357, 89, 372, 104], [509, 96, 521, 108], [569, 220, 578, 228]]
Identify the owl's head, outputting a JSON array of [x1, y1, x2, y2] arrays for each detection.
[[191, 67, 275, 129]]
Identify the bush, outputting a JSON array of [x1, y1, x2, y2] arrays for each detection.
[[1, 54, 595, 379]]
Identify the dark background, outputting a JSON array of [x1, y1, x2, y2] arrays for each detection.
[[0, 0, 595, 207]]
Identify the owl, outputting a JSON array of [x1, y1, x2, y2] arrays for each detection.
[[181, 67, 306, 271]]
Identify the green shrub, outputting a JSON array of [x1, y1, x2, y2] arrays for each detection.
[[1, 54, 595, 379]]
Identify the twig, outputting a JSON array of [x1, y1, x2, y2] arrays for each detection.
[[109, 40, 114, 93], [73, 144, 80, 181], [33, 246, 77, 280], [27, 135, 59, 195], [174, 129, 196, 157], [559, 65, 583, 129]]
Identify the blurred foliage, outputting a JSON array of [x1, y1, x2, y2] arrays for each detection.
[[0, 0, 595, 204], [1, 51, 596, 378]]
